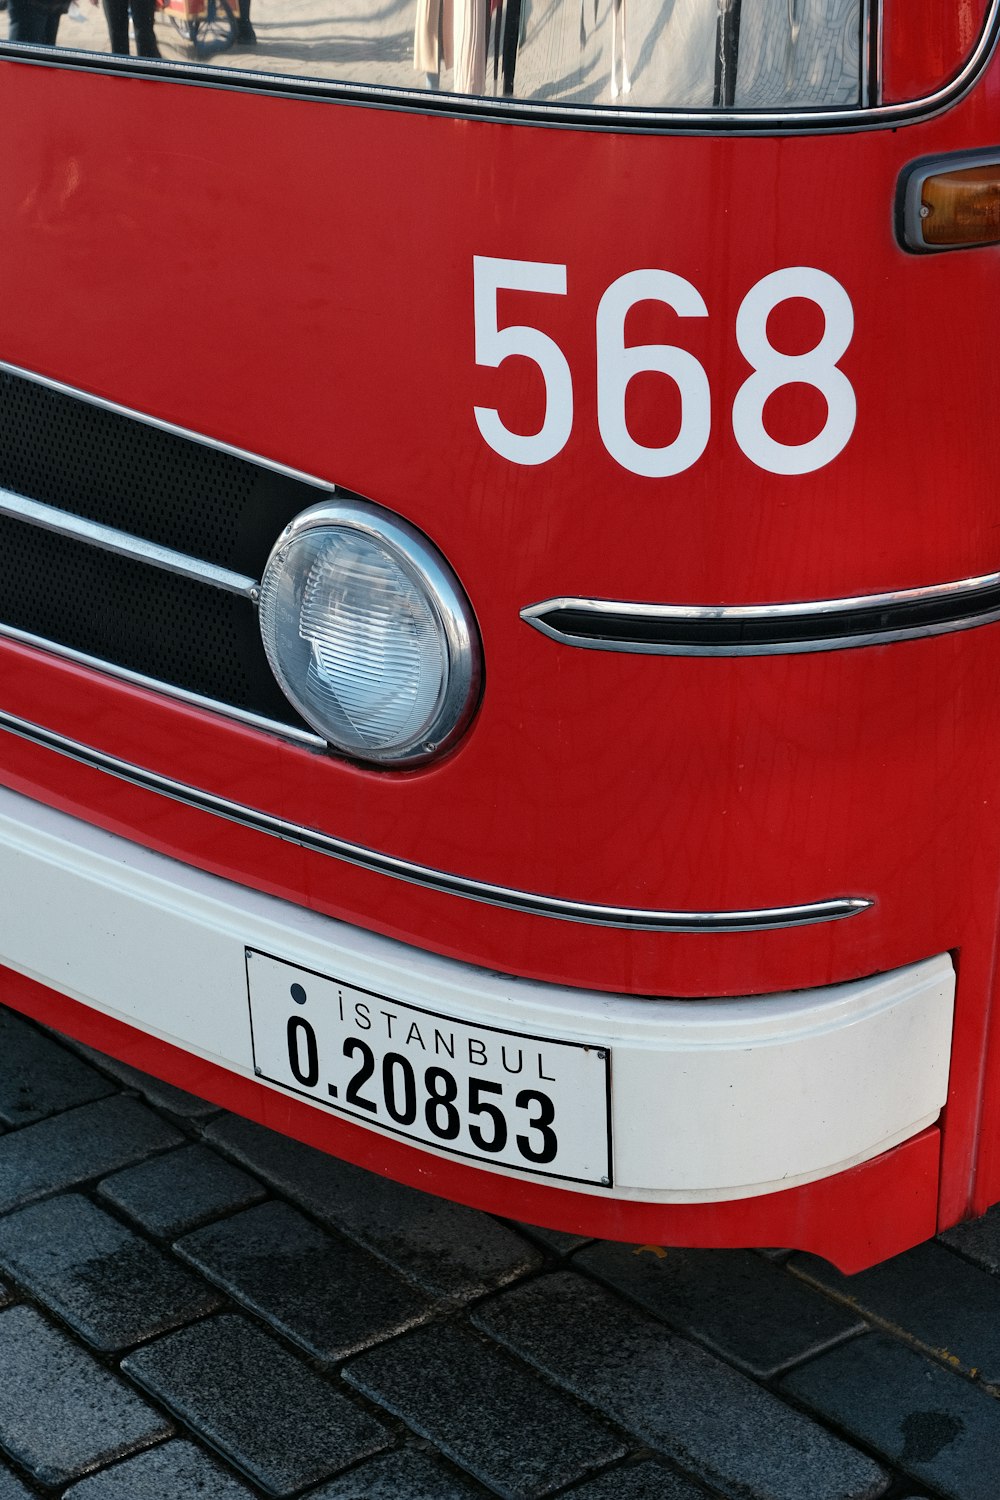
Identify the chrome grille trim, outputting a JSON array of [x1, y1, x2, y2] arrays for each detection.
[[0, 623, 326, 749], [0, 358, 333, 746], [0, 486, 260, 599], [0, 706, 871, 932], [0, 359, 337, 496], [523, 571, 1000, 656]]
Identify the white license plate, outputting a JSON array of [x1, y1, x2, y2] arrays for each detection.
[[245, 949, 613, 1187]]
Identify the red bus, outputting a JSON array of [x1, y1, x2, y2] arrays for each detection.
[[1, 0, 997, 1272]]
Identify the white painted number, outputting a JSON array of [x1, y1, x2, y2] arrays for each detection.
[[472, 256, 573, 466], [473, 257, 856, 477], [596, 270, 711, 479], [732, 266, 856, 476]]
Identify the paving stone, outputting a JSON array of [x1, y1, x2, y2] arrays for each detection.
[[0, 1011, 116, 1127], [62, 1439, 257, 1498], [791, 1241, 1000, 1384], [0, 1097, 182, 1214], [578, 1242, 864, 1378], [781, 1331, 1000, 1500], [123, 1314, 391, 1497], [0, 1194, 222, 1351], [99, 1144, 266, 1239], [176, 1200, 432, 1363], [939, 1206, 1000, 1276], [473, 1272, 888, 1500], [345, 1321, 628, 1500], [561, 1460, 722, 1498], [204, 1114, 542, 1300], [306, 1447, 492, 1498], [0, 1305, 171, 1487], [0, 1462, 36, 1500], [65, 1042, 219, 1121]]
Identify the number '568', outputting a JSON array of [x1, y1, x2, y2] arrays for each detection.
[[472, 256, 856, 479]]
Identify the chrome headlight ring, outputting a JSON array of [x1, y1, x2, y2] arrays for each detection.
[[259, 498, 482, 767]]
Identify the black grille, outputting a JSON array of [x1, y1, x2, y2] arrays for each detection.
[[0, 368, 327, 731]]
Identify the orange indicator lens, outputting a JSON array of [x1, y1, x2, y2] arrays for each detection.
[[920, 165, 1000, 247]]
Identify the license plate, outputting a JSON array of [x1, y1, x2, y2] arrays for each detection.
[[245, 948, 613, 1187]]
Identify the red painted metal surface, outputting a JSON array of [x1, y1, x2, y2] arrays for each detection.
[[0, 966, 941, 1273], [0, 61, 998, 1000], [0, 13, 999, 1259], [882, 0, 990, 102]]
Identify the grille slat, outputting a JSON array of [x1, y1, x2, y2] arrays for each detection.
[[0, 485, 260, 598], [0, 367, 327, 736]]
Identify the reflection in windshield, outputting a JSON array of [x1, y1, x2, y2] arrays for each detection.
[[3, 0, 864, 110]]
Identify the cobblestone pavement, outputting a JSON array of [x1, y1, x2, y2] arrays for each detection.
[[0, 1004, 999, 1500]]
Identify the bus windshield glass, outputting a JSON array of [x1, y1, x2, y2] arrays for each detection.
[[5, 0, 866, 112]]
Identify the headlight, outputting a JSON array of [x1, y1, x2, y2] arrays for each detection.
[[259, 499, 481, 766]]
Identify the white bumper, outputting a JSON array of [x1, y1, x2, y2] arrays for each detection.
[[0, 784, 954, 1202]]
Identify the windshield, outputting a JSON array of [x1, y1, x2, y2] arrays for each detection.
[[5, 0, 866, 112]]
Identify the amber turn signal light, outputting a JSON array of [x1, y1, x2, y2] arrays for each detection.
[[901, 154, 1000, 253], [921, 166, 1000, 247]]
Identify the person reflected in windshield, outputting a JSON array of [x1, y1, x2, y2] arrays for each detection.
[[415, 0, 488, 93], [499, 0, 522, 95], [234, 0, 253, 44], [7, 0, 69, 45], [102, 0, 159, 54]]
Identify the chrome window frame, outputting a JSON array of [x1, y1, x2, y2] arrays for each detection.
[[1, 0, 998, 133]]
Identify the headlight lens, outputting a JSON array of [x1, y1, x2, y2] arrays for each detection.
[[259, 499, 481, 765]]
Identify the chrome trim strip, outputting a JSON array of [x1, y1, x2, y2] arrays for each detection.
[[0, 622, 326, 749], [868, 0, 883, 107], [523, 571, 1000, 656], [0, 360, 337, 497], [0, 486, 260, 599], [0, 0, 996, 135], [0, 705, 870, 932]]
